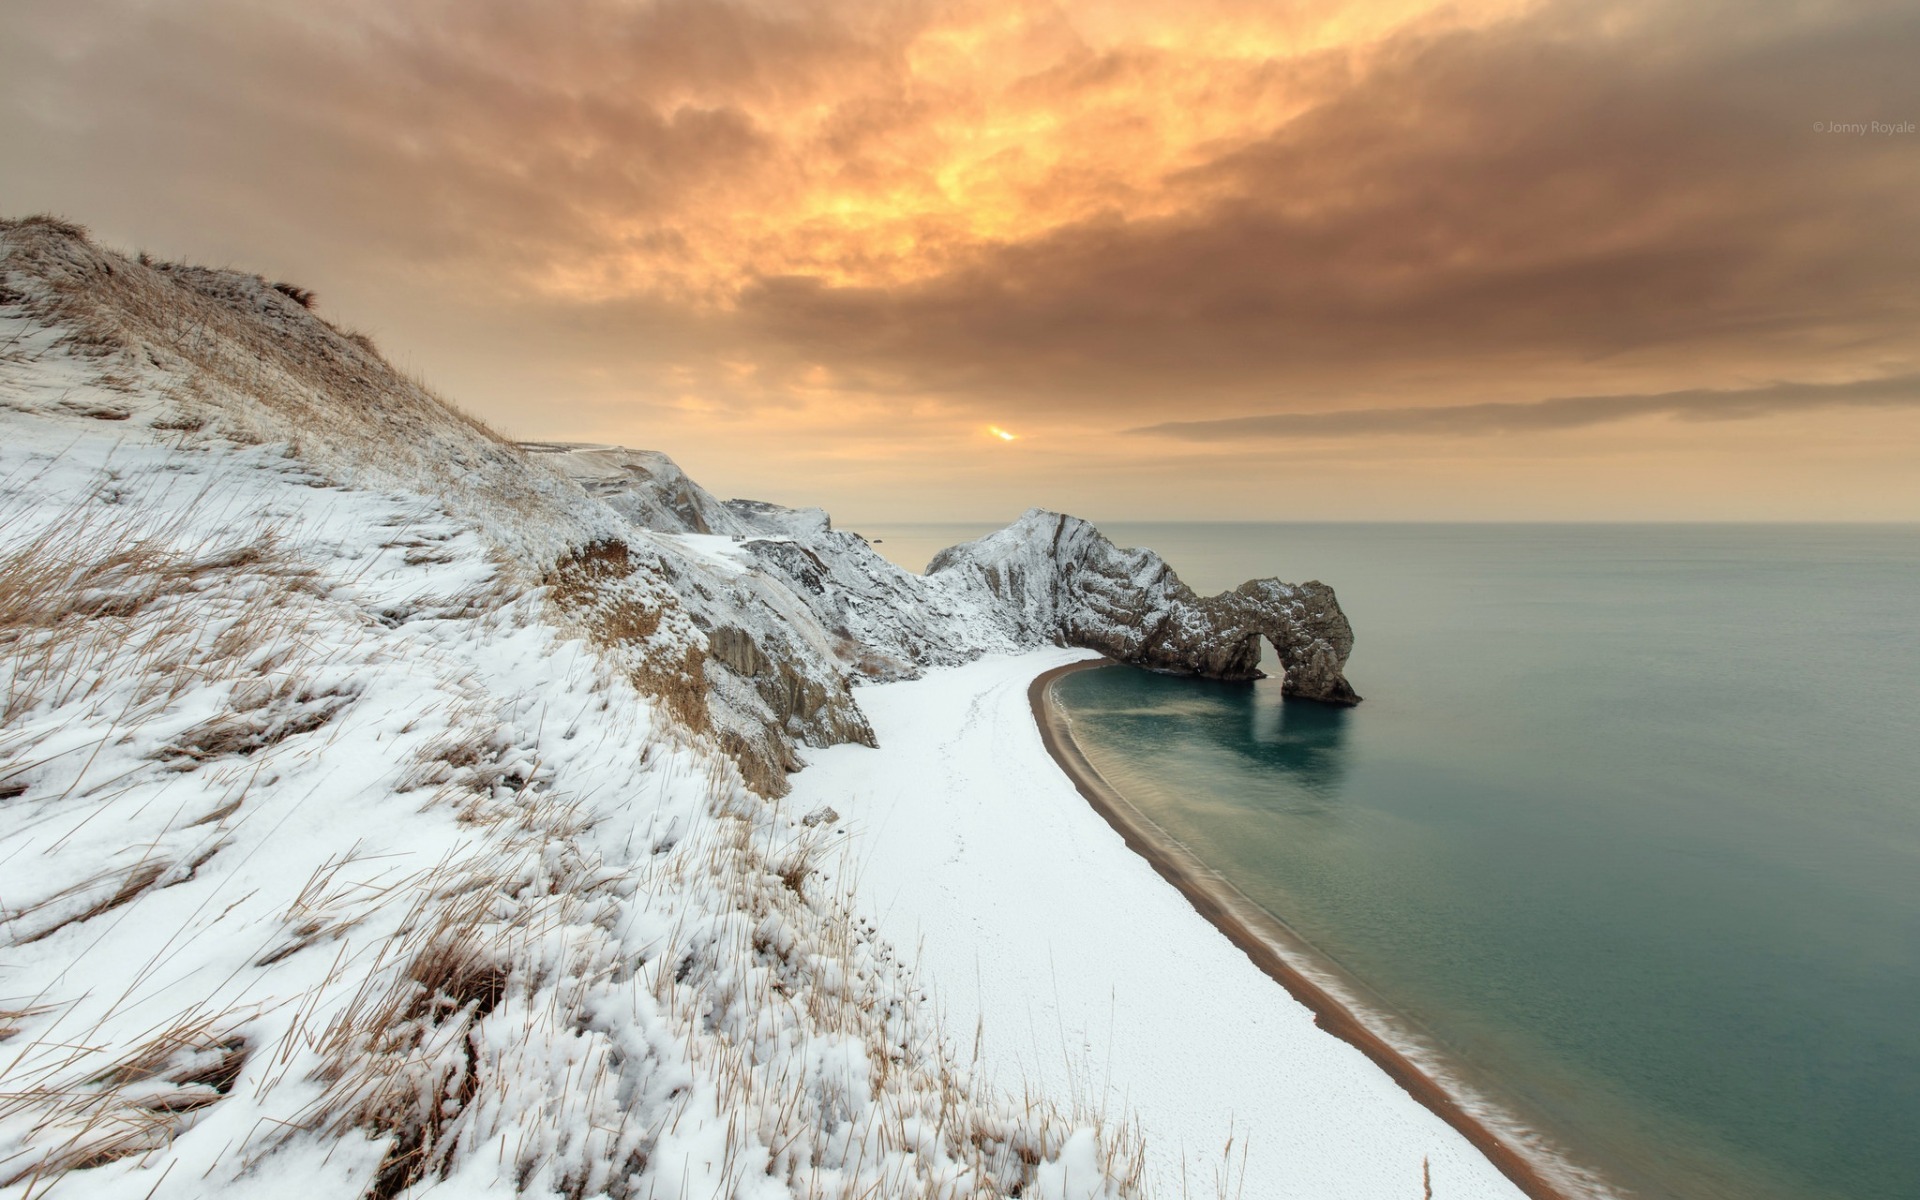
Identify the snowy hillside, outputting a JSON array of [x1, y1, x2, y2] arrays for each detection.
[[0, 216, 1155, 1200]]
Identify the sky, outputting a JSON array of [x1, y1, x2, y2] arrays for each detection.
[[5, 0, 1918, 522]]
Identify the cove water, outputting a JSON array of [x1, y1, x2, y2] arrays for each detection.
[[861, 522, 1920, 1200]]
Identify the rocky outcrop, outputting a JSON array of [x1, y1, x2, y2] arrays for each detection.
[[928, 510, 1360, 704], [1216, 579, 1360, 704]]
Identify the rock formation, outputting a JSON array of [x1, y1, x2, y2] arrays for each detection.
[[927, 510, 1361, 704]]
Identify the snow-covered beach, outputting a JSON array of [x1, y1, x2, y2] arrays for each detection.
[[789, 650, 1533, 1200]]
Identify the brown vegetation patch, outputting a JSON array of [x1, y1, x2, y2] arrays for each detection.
[[545, 539, 710, 735], [270, 281, 316, 309], [544, 539, 639, 610], [160, 684, 351, 765]]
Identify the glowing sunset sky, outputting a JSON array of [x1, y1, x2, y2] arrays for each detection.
[[6, 0, 1918, 520]]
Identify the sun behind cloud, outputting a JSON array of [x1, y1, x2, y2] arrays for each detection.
[[988, 425, 1019, 442]]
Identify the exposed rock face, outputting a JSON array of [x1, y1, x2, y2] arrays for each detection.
[[734, 529, 1014, 680], [542, 534, 877, 799], [526, 444, 887, 793], [928, 510, 1360, 704]]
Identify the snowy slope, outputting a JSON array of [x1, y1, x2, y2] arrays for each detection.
[[0, 216, 1144, 1200]]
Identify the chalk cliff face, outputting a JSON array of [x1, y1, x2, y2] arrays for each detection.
[[535, 446, 1362, 708]]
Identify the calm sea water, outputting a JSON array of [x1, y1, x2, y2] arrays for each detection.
[[859, 522, 1920, 1200]]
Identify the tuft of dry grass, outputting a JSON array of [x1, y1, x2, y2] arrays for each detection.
[[0, 489, 319, 730], [319, 901, 511, 1200], [269, 281, 316, 309], [0, 1012, 252, 1188], [5, 214, 89, 241]]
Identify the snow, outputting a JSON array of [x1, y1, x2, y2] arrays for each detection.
[[663, 532, 767, 571], [0, 220, 1140, 1199], [789, 650, 1531, 1200]]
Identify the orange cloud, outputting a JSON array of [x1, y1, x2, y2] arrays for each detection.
[[477, 0, 1554, 302], [7, 0, 1918, 519]]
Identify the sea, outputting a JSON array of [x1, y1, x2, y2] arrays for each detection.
[[857, 521, 1920, 1200]]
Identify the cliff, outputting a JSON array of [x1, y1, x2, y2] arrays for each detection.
[[533, 448, 1362, 706], [529, 441, 1367, 702]]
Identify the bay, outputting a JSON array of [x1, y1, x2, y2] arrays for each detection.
[[862, 521, 1920, 1200]]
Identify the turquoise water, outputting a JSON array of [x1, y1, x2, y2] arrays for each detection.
[[862, 523, 1920, 1200]]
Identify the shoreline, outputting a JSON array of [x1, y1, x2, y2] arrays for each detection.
[[1028, 658, 1578, 1200]]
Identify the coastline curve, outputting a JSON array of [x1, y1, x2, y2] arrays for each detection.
[[1028, 658, 1590, 1200]]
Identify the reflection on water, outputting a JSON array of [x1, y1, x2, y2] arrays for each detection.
[[1248, 689, 1352, 797], [1065, 668, 1351, 800]]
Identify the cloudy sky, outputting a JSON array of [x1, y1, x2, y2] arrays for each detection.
[[6, 0, 1917, 520]]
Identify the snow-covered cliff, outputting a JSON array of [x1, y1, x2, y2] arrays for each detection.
[[0, 216, 1151, 1200], [533, 448, 1362, 704]]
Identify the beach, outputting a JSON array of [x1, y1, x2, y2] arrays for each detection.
[[1030, 659, 1580, 1200], [786, 648, 1536, 1199]]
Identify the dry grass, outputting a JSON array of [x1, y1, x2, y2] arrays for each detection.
[[0, 1012, 252, 1189], [261, 717, 1152, 1200], [641, 803, 1152, 1199], [309, 888, 512, 1200], [0, 488, 320, 732], [0, 460, 347, 1182], [0, 216, 497, 448], [269, 282, 316, 310]]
